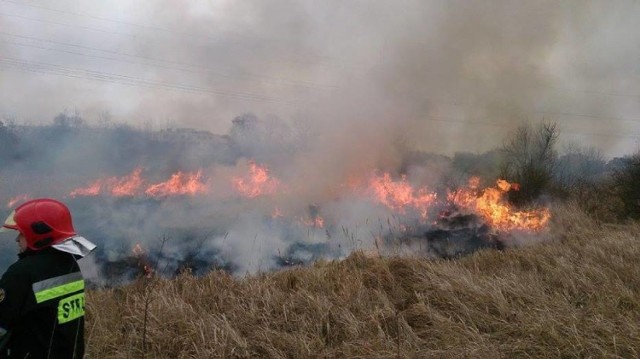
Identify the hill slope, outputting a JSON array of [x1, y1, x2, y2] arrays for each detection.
[[86, 205, 640, 358]]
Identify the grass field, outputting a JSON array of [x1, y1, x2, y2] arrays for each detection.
[[85, 204, 640, 358]]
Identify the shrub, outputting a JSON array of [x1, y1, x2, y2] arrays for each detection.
[[610, 154, 640, 220], [499, 122, 558, 205]]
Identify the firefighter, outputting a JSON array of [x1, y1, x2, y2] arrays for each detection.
[[0, 198, 96, 358]]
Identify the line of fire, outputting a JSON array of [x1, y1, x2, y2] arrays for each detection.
[[3, 153, 550, 284]]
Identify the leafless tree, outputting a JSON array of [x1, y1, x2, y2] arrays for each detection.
[[500, 121, 559, 205]]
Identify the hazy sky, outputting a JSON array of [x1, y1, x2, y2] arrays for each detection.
[[2, 0, 640, 157]]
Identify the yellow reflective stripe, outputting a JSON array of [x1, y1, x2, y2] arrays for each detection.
[[34, 280, 84, 303], [57, 292, 85, 324]]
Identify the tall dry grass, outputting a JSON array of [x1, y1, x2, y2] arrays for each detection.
[[86, 204, 640, 358]]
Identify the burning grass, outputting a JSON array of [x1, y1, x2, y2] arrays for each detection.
[[85, 204, 640, 358]]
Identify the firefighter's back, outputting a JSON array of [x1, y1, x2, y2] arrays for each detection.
[[0, 248, 84, 359]]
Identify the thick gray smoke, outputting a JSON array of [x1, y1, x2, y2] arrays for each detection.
[[0, 115, 551, 285], [1, 1, 639, 281], [2, 1, 640, 156]]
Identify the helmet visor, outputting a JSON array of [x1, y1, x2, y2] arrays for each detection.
[[0, 210, 18, 233]]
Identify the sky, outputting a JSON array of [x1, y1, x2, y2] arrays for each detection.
[[2, 0, 640, 157]]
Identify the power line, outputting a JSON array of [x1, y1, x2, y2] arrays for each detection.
[[2, 55, 638, 140], [3, 5, 639, 100], [1, 56, 637, 142], [0, 32, 339, 90], [0, 56, 278, 102], [1, 5, 638, 139], [7, 31, 638, 122], [0, 0, 172, 33], [0, 2, 341, 69], [0, 56, 295, 104], [3, 0, 330, 58], [0, 0, 334, 56], [0, 11, 133, 37]]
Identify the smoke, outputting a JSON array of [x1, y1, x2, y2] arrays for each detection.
[[0, 115, 556, 282], [2, 1, 640, 156], [0, 1, 638, 280]]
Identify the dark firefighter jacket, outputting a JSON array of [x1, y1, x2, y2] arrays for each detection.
[[0, 247, 85, 358]]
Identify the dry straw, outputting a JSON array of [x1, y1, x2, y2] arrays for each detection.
[[86, 204, 640, 358]]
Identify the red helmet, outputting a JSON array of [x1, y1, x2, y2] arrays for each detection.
[[2, 198, 77, 250]]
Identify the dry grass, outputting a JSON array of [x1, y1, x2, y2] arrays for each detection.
[[86, 204, 640, 358]]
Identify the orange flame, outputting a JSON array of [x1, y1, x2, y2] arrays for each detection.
[[110, 168, 144, 196], [368, 172, 437, 218], [132, 243, 145, 256], [70, 168, 207, 198], [69, 181, 102, 197], [449, 177, 550, 231], [132, 243, 154, 278], [271, 208, 284, 219], [496, 179, 512, 192], [300, 216, 325, 228], [468, 176, 481, 190], [70, 168, 144, 197], [232, 162, 280, 198], [145, 170, 207, 197]]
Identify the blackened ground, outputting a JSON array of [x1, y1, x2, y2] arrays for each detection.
[[69, 197, 510, 284], [393, 209, 506, 259]]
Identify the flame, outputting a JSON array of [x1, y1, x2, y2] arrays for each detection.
[[70, 168, 144, 197], [110, 168, 144, 196], [368, 174, 549, 232], [132, 243, 145, 256], [496, 179, 512, 192], [232, 162, 280, 198], [70, 168, 207, 198], [368, 172, 437, 218], [271, 208, 284, 219], [450, 177, 550, 231], [70, 181, 102, 197], [468, 176, 481, 190], [132, 243, 154, 278], [7, 194, 29, 208], [145, 170, 207, 197], [17, 163, 551, 235], [300, 216, 325, 228]]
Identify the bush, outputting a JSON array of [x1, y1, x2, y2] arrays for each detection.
[[610, 154, 640, 220], [499, 122, 558, 205]]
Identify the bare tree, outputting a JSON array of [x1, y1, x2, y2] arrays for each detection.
[[500, 121, 559, 205]]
